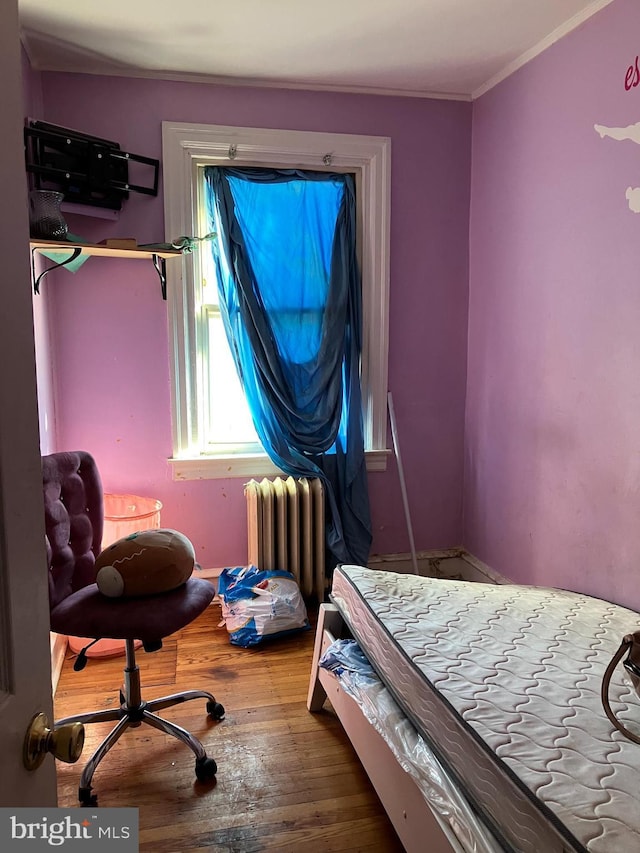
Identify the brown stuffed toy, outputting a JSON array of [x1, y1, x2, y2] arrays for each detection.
[[96, 528, 195, 598]]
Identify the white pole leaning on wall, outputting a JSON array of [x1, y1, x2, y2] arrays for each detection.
[[387, 391, 419, 575]]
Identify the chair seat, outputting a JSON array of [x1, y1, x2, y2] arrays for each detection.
[[50, 577, 215, 643]]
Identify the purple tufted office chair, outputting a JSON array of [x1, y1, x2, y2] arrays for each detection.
[[43, 450, 224, 806]]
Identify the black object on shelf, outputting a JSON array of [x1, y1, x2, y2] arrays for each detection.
[[24, 120, 159, 211]]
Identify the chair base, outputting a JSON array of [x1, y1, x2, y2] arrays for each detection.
[[56, 639, 224, 805]]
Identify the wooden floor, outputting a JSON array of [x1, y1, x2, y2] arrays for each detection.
[[54, 601, 405, 852]]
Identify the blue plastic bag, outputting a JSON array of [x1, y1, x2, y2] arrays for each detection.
[[217, 565, 310, 647]]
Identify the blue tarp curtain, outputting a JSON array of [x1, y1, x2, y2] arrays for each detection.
[[204, 166, 372, 572]]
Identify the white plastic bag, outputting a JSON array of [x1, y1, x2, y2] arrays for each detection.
[[218, 565, 309, 647]]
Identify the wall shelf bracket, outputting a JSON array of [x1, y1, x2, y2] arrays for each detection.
[[151, 253, 168, 300], [31, 246, 82, 294], [29, 240, 181, 299]]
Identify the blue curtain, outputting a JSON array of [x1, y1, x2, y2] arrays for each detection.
[[205, 167, 372, 571]]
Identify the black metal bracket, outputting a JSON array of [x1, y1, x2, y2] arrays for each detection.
[[25, 121, 159, 212], [31, 245, 82, 294], [152, 254, 167, 300], [31, 246, 170, 299]]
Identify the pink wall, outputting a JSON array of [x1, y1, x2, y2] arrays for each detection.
[[33, 73, 472, 569], [466, 0, 640, 608]]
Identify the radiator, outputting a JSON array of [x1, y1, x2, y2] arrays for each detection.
[[245, 476, 325, 601]]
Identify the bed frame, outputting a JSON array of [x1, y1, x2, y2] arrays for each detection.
[[307, 603, 459, 853]]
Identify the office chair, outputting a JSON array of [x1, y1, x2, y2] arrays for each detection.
[[44, 450, 224, 805]]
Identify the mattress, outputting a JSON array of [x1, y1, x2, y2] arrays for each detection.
[[320, 637, 503, 853], [330, 565, 640, 853]]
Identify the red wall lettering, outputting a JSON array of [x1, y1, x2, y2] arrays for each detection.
[[625, 55, 640, 90]]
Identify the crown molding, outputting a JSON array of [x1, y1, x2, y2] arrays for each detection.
[[21, 56, 472, 102], [472, 0, 615, 99], [21, 0, 615, 105]]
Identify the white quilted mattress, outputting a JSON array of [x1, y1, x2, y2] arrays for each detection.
[[330, 565, 640, 853]]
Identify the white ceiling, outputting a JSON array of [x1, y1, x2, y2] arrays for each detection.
[[19, 0, 613, 100]]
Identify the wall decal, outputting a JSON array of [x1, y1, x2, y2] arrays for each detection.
[[594, 122, 640, 212], [625, 56, 640, 90]]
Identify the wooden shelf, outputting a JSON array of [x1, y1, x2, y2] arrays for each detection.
[[30, 239, 181, 260], [29, 240, 183, 299]]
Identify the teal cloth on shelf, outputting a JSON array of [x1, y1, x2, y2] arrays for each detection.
[[38, 233, 91, 273]]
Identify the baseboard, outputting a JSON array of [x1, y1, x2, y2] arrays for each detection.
[[369, 548, 512, 585], [199, 549, 511, 589], [459, 550, 512, 584], [368, 547, 465, 576]]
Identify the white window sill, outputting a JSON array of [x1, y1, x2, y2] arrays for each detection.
[[169, 449, 391, 480]]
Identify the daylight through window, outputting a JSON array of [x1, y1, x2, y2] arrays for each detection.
[[162, 122, 391, 480]]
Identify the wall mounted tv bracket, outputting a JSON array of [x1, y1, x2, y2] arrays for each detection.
[[24, 120, 159, 211]]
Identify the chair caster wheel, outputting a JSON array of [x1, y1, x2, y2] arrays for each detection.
[[206, 700, 225, 720], [79, 787, 97, 806], [195, 756, 217, 782]]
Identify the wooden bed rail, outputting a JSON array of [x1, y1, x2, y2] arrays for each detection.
[[307, 604, 458, 853]]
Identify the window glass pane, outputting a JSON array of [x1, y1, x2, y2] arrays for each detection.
[[226, 177, 343, 365], [197, 173, 261, 451], [205, 310, 260, 447], [200, 169, 353, 453]]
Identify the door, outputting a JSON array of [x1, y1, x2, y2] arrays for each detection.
[[0, 0, 58, 807]]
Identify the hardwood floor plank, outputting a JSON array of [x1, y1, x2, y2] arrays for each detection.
[[54, 603, 404, 851]]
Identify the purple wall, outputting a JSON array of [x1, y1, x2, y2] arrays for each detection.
[[23, 48, 58, 455], [33, 73, 472, 569], [466, 0, 640, 609], [21, 44, 42, 119]]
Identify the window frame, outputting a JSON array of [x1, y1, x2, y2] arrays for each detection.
[[162, 121, 391, 480]]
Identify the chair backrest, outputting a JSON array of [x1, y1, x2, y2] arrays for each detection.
[[43, 451, 104, 609]]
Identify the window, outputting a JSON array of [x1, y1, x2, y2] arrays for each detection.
[[197, 174, 262, 453], [162, 122, 390, 480]]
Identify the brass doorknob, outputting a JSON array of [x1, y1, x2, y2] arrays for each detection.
[[23, 712, 84, 770]]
